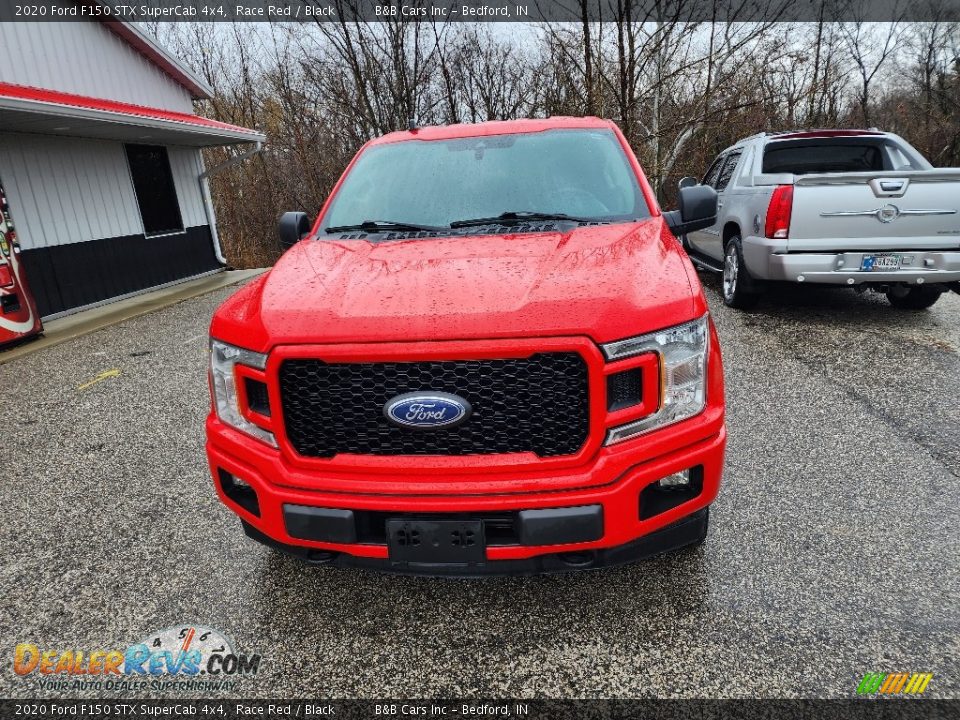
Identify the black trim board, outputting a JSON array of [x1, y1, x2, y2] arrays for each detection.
[[21, 225, 223, 318]]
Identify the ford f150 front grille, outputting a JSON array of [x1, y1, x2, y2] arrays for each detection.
[[278, 354, 589, 458]]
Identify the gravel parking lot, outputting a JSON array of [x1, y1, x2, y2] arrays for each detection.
[[1, 273, 957, 699]]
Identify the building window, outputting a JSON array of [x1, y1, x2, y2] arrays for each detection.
[[125, 144, 184, 236]]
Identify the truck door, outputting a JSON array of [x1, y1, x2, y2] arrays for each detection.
[[688, 149, 743, 262], [0, 180, 43, 347], [687, 152, 727, 261]]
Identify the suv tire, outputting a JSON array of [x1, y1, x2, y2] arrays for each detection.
[[722, 236, 760, 309], [886, 286, 943, 310]]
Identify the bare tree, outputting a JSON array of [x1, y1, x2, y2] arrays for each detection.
[[152, 16, 960, 268], [840, 12, 908, 126]]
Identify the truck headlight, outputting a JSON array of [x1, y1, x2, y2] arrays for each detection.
[[601, 315, 709, 444], [209, 339, 276, 447]]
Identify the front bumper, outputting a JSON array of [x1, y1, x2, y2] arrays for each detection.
[[206, 417, 726, 575], [207, 416, 726, 575], [206, 326, 726, 575], [241, 508, 710, 576], [742, 237, 960, 285]]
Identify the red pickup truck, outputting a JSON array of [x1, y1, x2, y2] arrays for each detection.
[[206, 117, 726, 574]]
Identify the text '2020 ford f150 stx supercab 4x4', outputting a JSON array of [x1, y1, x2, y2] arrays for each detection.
[[206, 117, 725, 575], [683, 129, 960, 309]]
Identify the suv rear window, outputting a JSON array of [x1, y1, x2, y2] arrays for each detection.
[[763, 142, 885, 174]]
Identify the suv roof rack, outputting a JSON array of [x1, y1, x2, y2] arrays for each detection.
[[767, 128, 885, 138]]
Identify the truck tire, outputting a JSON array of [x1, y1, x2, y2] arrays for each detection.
[[886, 286, 943, 310], [722, 236, 760, 309]]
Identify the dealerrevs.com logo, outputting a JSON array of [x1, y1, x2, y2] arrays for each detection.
[[14, 625, 262, 692], [857, 672, 933, 696]]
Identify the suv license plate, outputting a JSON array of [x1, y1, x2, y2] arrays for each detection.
[[386, 519, 485, 564], [861, 254, 902, 271]]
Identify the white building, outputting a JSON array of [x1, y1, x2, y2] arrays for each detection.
[[0, 18, 264, 319]]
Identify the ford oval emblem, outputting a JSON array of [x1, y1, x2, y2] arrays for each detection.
[[384, 391, 472, 430]]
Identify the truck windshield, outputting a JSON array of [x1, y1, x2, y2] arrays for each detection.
[[321, 129, 648, 231]]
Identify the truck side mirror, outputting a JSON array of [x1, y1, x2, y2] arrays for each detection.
[[678, 176, 698, 190], [278, 212, 312, 250], [664, 185, 718, 237]]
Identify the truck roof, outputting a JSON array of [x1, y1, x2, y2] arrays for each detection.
[[769, 129, 886, 140], [733, 129, 887, 146], [719, 129, 890, 156], [370, 116, 618, 145]]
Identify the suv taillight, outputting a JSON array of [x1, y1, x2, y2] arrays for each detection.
[[765, 185, 793, 239]]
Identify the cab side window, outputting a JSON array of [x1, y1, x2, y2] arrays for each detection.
[[701, 155, 726, 188], [715, 150, 743, 192]]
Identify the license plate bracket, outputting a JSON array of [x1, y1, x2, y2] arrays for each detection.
[[861, 253, 902, 271], [386, 519, 485, 564]]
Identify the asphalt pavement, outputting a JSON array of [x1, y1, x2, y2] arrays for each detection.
[[1, 273, 957, 699]]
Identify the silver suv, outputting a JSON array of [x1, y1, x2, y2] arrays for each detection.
[[682, 130, 960, 309]]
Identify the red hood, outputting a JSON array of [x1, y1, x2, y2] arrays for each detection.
[[211, 220, 704, 350]]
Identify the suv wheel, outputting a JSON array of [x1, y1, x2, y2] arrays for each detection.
[[886, 285, 943, 310], [722, 237, 759, 309]]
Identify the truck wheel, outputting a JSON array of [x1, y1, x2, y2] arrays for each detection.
[[722, 237, 759, 309], [886, 286, 943, 310]]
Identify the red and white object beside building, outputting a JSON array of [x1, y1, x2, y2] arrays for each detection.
[[0, 184, 42, 346]]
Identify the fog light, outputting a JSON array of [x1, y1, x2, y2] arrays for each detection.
[[641, 466, 704, 520], [659, 469, 691, 488], [217, 468, 260, 517]]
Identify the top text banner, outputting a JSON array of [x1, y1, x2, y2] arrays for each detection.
[[1, 0, 958, 22]]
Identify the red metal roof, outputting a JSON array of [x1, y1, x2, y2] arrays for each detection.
[[0, 82, 262, 140]]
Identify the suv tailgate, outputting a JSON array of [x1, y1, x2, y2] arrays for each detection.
[[787, 170, 960, 251]]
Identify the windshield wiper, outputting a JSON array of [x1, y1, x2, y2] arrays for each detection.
[[325, 220, 446, 233], [449, 211, 596, 228]]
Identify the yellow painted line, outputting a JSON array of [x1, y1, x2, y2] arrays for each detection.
[[77, 368, 121, 391]]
